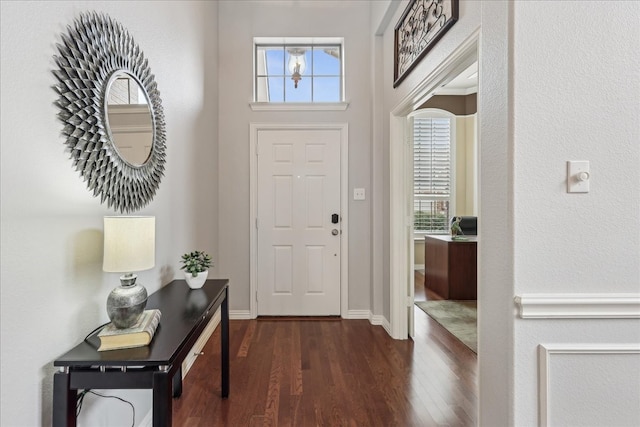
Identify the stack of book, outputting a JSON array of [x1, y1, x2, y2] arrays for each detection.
[[97, 309, 161, 351]]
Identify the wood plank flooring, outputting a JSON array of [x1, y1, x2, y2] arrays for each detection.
[[415, 269, 443, 302], [173, 275, 477, 426]]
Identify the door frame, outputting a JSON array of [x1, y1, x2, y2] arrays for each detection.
[[389, 31, 479, 339], [249, 123, 349, 319]]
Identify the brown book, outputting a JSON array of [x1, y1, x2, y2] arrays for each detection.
[[97, 309, 161, 351]]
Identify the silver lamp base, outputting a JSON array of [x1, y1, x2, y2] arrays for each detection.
[[106, 273, 148, 328]]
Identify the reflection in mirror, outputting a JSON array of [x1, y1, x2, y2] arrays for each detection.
[[106, 72, 154, 166]]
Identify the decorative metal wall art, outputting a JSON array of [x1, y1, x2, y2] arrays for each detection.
[[393, 0, 459, 88], [52, 12, 166, 213]]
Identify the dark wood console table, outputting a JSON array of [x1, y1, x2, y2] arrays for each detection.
[[53, 279, 229, 427], [424, 235, 477, 300]]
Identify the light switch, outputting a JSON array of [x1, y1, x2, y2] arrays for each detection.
[[353, 188, 366, 200], [567, 160, 590, 193]]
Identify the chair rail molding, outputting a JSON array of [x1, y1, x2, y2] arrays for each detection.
[[515, 293, 640, 319]]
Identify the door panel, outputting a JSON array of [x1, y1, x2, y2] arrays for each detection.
[[257, 129, 341, 315]]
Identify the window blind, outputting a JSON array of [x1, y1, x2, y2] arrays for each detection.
[[414, 117, 451, 233]]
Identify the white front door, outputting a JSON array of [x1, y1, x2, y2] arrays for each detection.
[[256, 128, 341, 315]]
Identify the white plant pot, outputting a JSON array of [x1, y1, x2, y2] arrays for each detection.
[[185, 270, 208, 289]]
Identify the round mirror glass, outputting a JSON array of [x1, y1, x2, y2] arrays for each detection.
[[105, 71, 154, 166]]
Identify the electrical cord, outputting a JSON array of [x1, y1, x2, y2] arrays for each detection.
[[76, 390, 88, 416], [76, 389, 135, 427], [77, 324, 135, 426], [83, 322, 109, 343]]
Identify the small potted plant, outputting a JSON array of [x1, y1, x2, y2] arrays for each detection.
[[180, 250, 213, 289]]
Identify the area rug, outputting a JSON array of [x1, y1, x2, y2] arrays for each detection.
[[415, 300, 477, 353]]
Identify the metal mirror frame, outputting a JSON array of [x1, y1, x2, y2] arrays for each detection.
[[52, 12, 166, 213]]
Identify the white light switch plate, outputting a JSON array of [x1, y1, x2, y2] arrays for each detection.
[[353, 188, 365, 200], [567, 160, 590, 193]]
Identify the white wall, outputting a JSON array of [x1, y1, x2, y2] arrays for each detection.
[[456, 114, 477, 216], [369, 0, 399, 323], [217, 1, 373, 314], [378, 0, 640, 425], [378, 0, 482, 325], [3, 1, 638, 425], [511, 1, 640, 425], [0, 1, 218, 425]]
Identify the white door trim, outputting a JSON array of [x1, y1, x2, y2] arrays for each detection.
[[389, 31, 480, 339], [250, 123, 349, 319]]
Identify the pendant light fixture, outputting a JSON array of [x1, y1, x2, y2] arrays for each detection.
[[287, 48, 306, 89]]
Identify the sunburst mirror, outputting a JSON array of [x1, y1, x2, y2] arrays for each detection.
[[52, 12, 166, 213]]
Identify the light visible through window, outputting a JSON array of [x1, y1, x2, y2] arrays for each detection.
[[255, 44, 342, 103], [414, 116, 452, 234]]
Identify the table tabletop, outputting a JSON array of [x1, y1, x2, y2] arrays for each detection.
[[54, 279, 229, 367], [425, 235, 478, 243]]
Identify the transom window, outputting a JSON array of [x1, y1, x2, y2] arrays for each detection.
[[413, 115, 454, 234], [254, 38, 343, 103]]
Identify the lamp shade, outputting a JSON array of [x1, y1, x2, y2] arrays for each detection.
[[103, 216, 155, 273]]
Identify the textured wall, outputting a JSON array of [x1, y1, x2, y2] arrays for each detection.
[[0, 1, 218, 425], [379, 0, 640, 425], [3, 1, 638, 426], [511, 1, 640, 424], [217, 0, 373, 313], [380, 0, 482, 321]]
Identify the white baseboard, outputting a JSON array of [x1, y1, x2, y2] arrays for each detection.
[[345, 309, 371, 319], [345, 310, 392, 336], [230, 310, 252, 319], [414, 264, 425, 270], [515, 293, 640, 319], [369, 314, 384, 325], [379, 317, 392, 336], [230, 309, 389, 325]]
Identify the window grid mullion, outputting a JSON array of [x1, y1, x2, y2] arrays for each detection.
[[255, 42, 342, 103]]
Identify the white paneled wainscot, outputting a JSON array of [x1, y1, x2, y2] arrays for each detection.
[[516, 293, 640, 427]]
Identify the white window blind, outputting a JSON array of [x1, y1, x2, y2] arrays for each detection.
[[414, 117, 452, 234]]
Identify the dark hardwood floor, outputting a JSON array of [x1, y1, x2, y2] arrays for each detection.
[[173, 275, 477, 426], [415, 268, 443, 302]]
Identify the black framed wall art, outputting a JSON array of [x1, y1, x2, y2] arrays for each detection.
[[393, 0, 459, 88]]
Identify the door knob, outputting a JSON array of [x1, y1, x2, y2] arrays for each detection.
[[331, 229, 339, 236]]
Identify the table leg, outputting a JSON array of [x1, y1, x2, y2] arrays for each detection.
[[152, 370, 172, 427], [52, 370, 76, 427], [221, 288, 229, 398], [172, 366, 182, 398]]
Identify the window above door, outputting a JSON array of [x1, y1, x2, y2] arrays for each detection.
[[251, 37, 348, 111]]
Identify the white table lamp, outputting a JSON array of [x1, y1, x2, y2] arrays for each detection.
[[103, 216, 155, 328]]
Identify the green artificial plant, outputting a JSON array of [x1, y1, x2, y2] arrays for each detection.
[[180, 250, 213, 277]]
